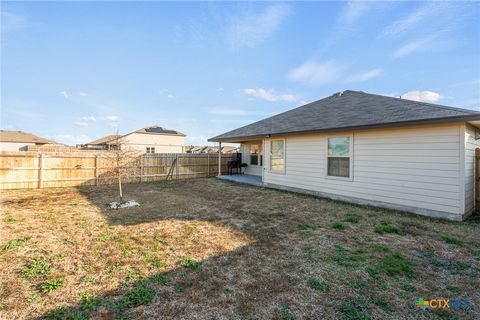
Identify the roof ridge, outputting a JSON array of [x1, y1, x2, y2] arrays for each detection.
[[345, 90, 477, 114]]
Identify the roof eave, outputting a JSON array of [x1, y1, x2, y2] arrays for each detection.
[[208, 114, 480, 143]]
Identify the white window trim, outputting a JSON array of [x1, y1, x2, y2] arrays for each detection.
[[325, 133, 354, 181], [269, 138, 286, 174]]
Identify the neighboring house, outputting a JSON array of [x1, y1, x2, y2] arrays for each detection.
[[0, 130, 55, 151], [209, 90, 480, 221], [81, 126, 186, 153]]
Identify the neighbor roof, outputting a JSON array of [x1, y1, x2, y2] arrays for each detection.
[[134, 126, 186, 136], [209, 90, 480, 142], [0, 130, 54, 144], [86, 134, 121, 145]]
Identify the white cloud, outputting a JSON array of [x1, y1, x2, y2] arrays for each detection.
[[104, 115, 120, 127], [346, 68, 382, 82], [226, 4, 291, 49], [75, 116, 96, 126], [60, 91, 69, 99], [243, 88, 296, 102], [218, 87, 224, 91], [339, 1, 371, 24], [79, 92, 88, 97], [381, 4, 431, 37], [288, 61, 344, 85], [401, 91, 441, 102], [48, 134, 91, 146], [392, 39, 429, 58]]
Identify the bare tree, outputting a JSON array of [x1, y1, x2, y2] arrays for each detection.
[[111, 131, 140, 203]]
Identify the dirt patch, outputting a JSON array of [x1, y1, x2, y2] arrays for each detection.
[[1, 178, 479, 319]]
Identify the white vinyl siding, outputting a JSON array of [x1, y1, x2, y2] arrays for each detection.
[[264, 123, 463, 217], [464, 124, 480, 214]]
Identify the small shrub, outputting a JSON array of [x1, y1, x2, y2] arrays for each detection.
[[117, 281, 155, 310], [306, 279, 331, 292], [22, 258, 52, 278], [180, 258, 201, 272], [298, 223, 315, 230], [344, 213, 360, 224], [149, 258, 166, 269], [331, 222, 346, 230], [375, 221, 400, 235], [41, 278, 64, 293], [441, 235, 463, 246], [2, 236, 31, 251], [377, 252, 414, 278]]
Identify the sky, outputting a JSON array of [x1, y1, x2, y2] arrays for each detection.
[[1, 1, 479, 146]]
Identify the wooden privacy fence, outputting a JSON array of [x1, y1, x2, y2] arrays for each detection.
[[0, 153, 231, 190]]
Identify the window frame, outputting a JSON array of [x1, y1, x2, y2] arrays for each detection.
[[269, 138, 286, 174], [249, 144, 260, 166], [325, 134, 353, 181]]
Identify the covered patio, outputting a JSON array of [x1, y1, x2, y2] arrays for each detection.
[[217, 174, 263, 187]]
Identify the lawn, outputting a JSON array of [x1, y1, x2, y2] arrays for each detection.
[[1, 178, 479, 319]]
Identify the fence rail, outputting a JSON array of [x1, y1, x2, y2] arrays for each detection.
[[0, 153, 231, 190]]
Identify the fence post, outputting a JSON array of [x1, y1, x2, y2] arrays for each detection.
[[140, 154, 144, 183], [175, 154, 179, 180], [217, 142, 222, 177], [95, 155, 99, 186], [207, 153, 210, 177], [38, 153, 44, 189]]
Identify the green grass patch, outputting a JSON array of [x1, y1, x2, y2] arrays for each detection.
[[344, 213, 360, 224], [41, 278, 64, 293], [371, 295, 395, 312], [377, 252, 414, 278], [375, 221, 401, 235], [331, 222, 346, 230], [441, 235, 463, 246], [298, 223, 315, 231], [371, 244, 390, 253], [279, 302, 296, 320], [180, 257, 201, 272], [79, 292, 103, 311], [151, 274, 170, 285], [2, 236, 31, 251], [340, 301, 371, 320], [117, 280, 155, 310], [306, 278, 331, 292], [21, 258, 52, 279]]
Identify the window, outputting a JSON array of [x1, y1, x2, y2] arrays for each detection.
[[250, 144, 259, 165], [327, 137, 351, 178], [270, 139, 285, 172], [146, 147, 156, 154]]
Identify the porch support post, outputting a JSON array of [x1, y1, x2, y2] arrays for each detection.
[[217, 142, 222, 177]]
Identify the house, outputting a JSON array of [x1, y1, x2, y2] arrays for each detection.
[[0, 130, 55, 151], [209, 90, 480, 221], [81, 126, 186, 153]]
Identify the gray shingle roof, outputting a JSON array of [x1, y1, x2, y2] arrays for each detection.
[[209, 90, 480, 142]]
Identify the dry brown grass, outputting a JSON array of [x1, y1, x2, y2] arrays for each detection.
[[1, 178, 479, 319]]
